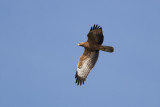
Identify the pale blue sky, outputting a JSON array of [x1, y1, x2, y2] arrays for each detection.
[[0, 0, 160, 107]]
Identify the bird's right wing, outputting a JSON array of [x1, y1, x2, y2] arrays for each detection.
[[75, 49, 99, 85]]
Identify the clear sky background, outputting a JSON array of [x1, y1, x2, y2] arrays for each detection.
[[0, 0, 160, 107]]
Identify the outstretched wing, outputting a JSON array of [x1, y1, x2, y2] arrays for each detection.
[[75, 49, 99, 85], [87, 24, 104, 45]]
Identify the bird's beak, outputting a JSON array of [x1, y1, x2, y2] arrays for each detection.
[[77, 43, 80, 46]]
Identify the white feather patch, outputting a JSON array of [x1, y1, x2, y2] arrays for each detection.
[[77, 51, 99, 79]]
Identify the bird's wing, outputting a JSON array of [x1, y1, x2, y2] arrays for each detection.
[[75, 49, 99, 85], [87, 24, 104, 45]]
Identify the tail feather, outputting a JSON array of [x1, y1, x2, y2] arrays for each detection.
[[99, 46, 114, 52]]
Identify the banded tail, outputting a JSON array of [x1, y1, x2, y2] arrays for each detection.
[[99, 46, 114, 52]]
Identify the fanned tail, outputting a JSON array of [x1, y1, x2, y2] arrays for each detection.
[[99, 46, 114, 52]]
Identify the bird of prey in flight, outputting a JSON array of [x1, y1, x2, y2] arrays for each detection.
[[75, 24, 114, 85]]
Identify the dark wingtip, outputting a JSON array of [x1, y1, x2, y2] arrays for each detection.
[[90, 24, 102, 31], [75, 72, 86, 86], [90, 27, 92, 31]]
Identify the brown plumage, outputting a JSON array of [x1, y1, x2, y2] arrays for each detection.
[[75, 24, 114, 85]]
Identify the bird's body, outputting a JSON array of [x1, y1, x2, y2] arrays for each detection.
[[78, 42, 101, 51], [75, 24, 114, 85]]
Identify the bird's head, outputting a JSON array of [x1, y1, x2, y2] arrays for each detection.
[[77, 42, 85, 47]]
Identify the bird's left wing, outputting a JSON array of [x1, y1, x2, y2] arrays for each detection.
[[75, 49, 99, 85], [87, 24, 104, 45]]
